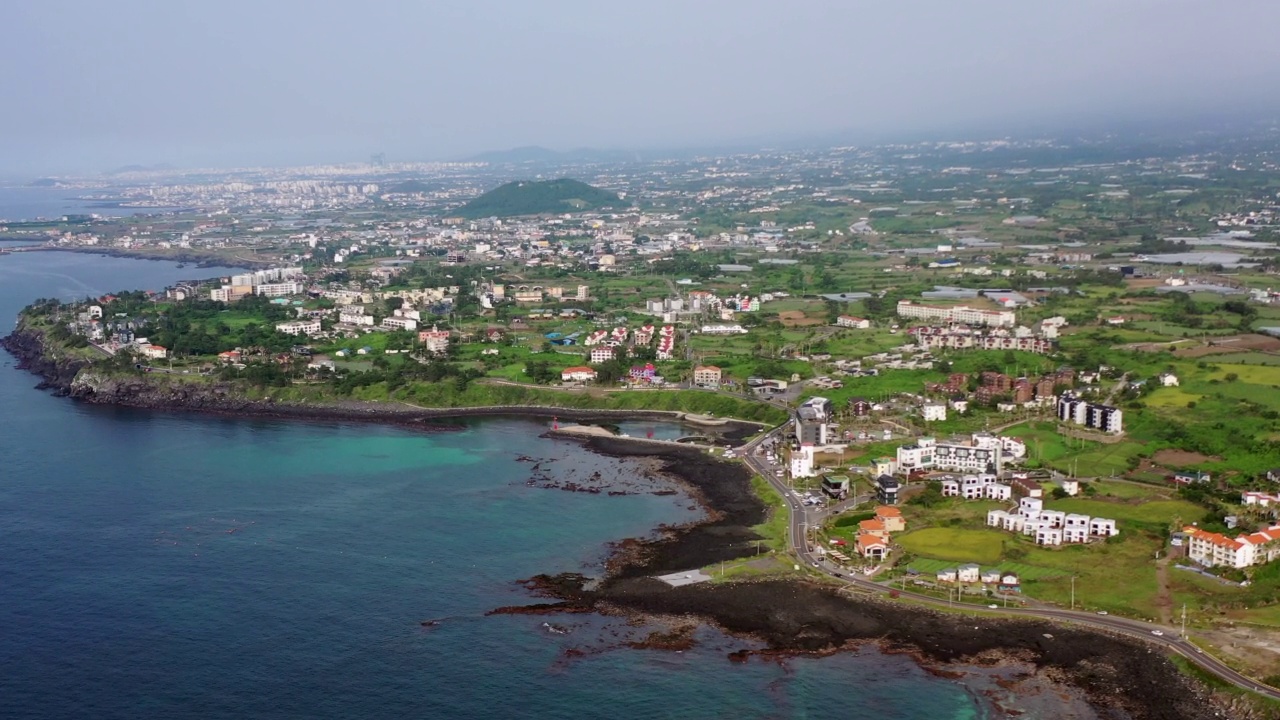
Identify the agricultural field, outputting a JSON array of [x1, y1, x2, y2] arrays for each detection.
[[896, 527, 1007, 564]]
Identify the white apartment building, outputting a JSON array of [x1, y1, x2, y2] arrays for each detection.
[[896, 301, 1015, 328], [896, 434, 1026, 474], [940, 474, 1011, 501], [381, 316, 419, 332], [255, 281, 304, 297], [986, 504, 1118, 547], [922, 403, 947, 422], [277, 319, 321, 336], [1057, 394, 1124, 434], [339, 309, 374, 326]]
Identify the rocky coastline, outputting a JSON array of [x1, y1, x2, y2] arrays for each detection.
[[513, 437, 1253, 720], [0, 326, 759, 437], [1, 324, 1256, 718]]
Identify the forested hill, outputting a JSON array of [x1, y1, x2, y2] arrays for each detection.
[[456, 179, 621, 219]]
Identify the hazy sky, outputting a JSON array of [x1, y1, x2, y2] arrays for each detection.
[[2, 0, 1278, 173]]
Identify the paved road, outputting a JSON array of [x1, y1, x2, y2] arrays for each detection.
[[735, 424, 1280, 701]]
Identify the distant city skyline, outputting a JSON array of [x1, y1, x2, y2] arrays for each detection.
[[2, 0, 1279, 175]]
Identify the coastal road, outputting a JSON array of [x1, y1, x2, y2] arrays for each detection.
[[735, 424, 1280, 701]]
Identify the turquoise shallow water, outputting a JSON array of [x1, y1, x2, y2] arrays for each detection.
[[0, 253, 993, 719]]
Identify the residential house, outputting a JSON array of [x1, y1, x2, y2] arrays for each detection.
[[857, 534, 888, 561], [848, 397, 873, 416], [875, 506, 905, 533], [875, 475, 901, 505]]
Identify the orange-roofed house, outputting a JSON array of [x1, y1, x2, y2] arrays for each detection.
[[875, 506, 905, 533], [561, 366, 598, 383], [858, 519, 888, 541], [856, 534, 887, 561]]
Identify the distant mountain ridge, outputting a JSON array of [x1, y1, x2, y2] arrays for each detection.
[[464, 146, 642, 165], [456, 179, 621, 219]]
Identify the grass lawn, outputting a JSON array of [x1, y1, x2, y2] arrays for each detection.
[[750, 475, 789, 553], [1089, 479, 1175, 500], [897, 527, 1007, 564], [1049, 498, 1205, 526], [1144, 387, 1202, 409], [1018, 536, 1163, 616]]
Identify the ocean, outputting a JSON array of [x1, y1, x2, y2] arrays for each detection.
[[0, 186, 178, 224], [0, 252, 995, 719]]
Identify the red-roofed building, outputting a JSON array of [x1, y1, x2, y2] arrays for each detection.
[[561, 366, 597, 383], [875, 506, 905, 533], [1184, 525, 1280, 569]]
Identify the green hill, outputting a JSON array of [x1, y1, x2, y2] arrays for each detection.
[[456, 179, 621, 219]]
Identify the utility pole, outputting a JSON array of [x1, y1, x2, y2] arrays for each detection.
[[1181, 603, 1187, 640], [1070, 575, 1076, 610]]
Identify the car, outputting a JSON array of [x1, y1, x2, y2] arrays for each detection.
[[1151, 630, 1164, 636], [1096, 611, 1108, 616], [987, 604, 999, 609], [811, 562, 819, 568]]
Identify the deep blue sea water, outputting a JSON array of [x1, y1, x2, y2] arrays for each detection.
[[0, 253, 996, 719]]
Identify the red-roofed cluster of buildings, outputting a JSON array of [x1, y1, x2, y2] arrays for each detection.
[[1184, 524, 1280, 569]]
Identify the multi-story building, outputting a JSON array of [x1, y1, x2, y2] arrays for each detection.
[[795, 397, 834, 446], [561, 366, 597, 383], [876, 475, 901, 505], [911, 328, 1053, 354], [940, 474, 1011, 501], [254, 281, 304, 297], [381, 316, 419, 332], [837, 315, 871, 329], [1057, 394, 1123, 434], [896, 301, 1015, 328], [590, 346, 616, 363], [418, 326, 450, 355], [692, 365, 722, 387], [1183, 525, 1280, 569], [276, 319, 321, 336], [338, 309, 374, 326], [896, 434, 1026, 474]]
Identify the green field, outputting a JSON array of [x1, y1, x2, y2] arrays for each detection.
[[1049, 498, 1205, 526], [897, 527, 1007, 564], [905, 557, 1066, 581]]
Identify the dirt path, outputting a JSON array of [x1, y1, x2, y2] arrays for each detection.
[[1155, 554, 1174, 625]]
